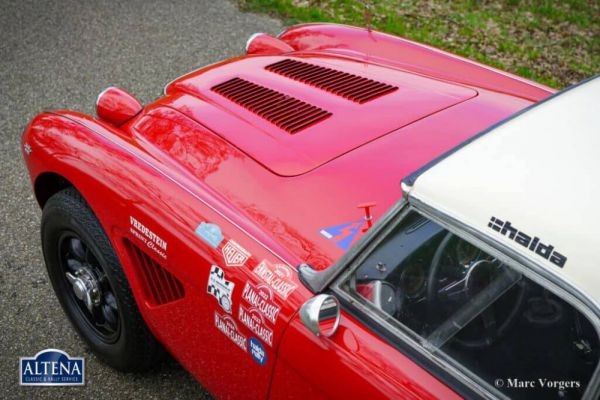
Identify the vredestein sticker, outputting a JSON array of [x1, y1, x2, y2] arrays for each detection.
[[214, 312, 247, 352], [129, 216, 167, 259], [252, 261, 298, 300], [248, 337, 267, 366]]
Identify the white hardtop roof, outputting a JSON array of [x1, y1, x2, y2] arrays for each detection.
[[407, 75, 600, 305]]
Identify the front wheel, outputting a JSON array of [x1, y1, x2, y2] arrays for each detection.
[[41, 187, 161, 371]]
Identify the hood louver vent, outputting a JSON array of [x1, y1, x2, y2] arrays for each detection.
[[265, 59, 398, 104], [211, 77, 332, 134], [126, 241, 184, 306]]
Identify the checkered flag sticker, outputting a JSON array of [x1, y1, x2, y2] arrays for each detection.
[[207, 265, 234, 313]]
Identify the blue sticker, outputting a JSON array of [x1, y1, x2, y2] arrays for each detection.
[[248, 337, 267, 366], [20, 349, 84, 386], [319, 219, 365, 251], [195, 222, 224, 249]]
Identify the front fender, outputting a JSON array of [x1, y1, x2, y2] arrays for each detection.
[[22, 111, 135, 209]]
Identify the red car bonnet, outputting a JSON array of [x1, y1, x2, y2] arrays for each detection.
[[165, 55, 477, 176], [128, 52, 546, 269]]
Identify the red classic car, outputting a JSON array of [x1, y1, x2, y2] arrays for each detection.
[[22, 23, 600, 399]]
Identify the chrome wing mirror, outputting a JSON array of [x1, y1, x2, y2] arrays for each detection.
[[299, 294, 341, 337]]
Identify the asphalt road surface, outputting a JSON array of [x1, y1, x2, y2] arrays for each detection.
[[0, 1, 282, 398]]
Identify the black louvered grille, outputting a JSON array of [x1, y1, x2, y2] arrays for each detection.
[[211, 77, 332, 134], [126, 241, 184, 305], [265, 59, 398, 103]]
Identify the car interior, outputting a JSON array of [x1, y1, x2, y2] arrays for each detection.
[[349, 211, 599, 399]]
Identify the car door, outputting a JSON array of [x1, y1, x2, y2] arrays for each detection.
[[269, 308, 463, 399]]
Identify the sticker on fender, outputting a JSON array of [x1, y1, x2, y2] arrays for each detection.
[[195, 222, 223, 249], [129, 216, 167, 259], [222, 240, 250, 267], [238, 305, 273, 347], [214, 312, 247, 352], [207, 265, 234, 313], [241, 282, 280, 324], [252, 261, 297, 300], [248, 337, 267, 366]]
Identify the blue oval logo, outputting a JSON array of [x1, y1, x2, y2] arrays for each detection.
[[248, 337, 267, 366], [20, 349, 84, 386]]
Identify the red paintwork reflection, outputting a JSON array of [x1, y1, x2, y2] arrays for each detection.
[[140, 87, 534, 271], [132, 107, 243, 179], [96, 87, 143, 127], [246, 33, 294, 55], [270, 312, 461, 400], [166, 56, 478, 176], [279, 24, 555, 101]]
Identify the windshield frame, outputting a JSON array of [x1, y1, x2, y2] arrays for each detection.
[[329, 198, 600, 400]]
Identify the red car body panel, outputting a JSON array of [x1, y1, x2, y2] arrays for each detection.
[[96, 86, 144, 127], [22, 23, 554, 399], [278, 24, 553, 102], [270, 313, 462, 400], [165, 55, 478, 176], [246, 33, 295, 55]]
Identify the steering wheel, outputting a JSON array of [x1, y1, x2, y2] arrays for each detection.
[[426, 232, 526, 349]]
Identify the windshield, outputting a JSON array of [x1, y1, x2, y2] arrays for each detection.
[[343, 211, 599, 399]]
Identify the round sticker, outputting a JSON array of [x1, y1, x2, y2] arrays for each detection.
[[248, 337, 267, 366]]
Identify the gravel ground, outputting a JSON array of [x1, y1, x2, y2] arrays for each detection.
[[0, 1, 281, 398]]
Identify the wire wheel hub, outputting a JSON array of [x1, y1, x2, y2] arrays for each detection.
[[59, 234, 120, 341], [66, 267, 102, 313]]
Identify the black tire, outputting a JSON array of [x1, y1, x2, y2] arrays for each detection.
[[41, 187, 162, 371]]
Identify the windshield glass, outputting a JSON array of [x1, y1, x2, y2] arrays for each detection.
[[343, 211, 599, 399]]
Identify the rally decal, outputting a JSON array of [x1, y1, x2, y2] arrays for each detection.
[[207, 265, 235, 313], [320, 219, 365, 251], [195, 222, 224, 249], [129, 216, 167, 259], [214, 312, 247, 352], [241, 282, 280, 324], [248, 337, 267, 366], [252, 261, 297, 300], [238, 305, 273, 347], [222, 240, 250, 267]]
